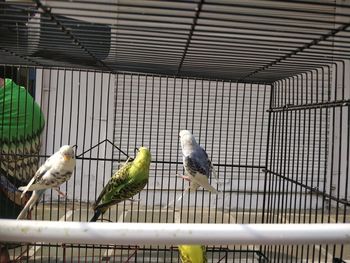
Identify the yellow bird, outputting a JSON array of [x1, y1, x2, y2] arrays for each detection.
[[178, 245, 207, 263]]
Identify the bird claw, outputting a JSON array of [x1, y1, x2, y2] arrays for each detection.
[[55, 188, 67, 198], [177, 174, 191, 182]]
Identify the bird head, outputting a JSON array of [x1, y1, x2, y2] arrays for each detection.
[[134, 146, 151, 166], [59, 145, 75, 161], [178, 244, 206, 263], [179, 130, 193, 141], [179, 130, 197, 152]]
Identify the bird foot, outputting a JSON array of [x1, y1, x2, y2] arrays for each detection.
[[177, 174, 191, 182], [55, 188, 67, 198]]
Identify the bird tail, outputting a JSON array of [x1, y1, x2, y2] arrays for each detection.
[[19, 184, 48, 196], [17, 189, 45, 220], [211, 166, 220, 184], [19, 175, 37, 198], [211, 165, 228, 190], [201, 183, 219, 194], [90, 209, 102, 222], [192, 176, 219, 194], [176, 187, 189, 203]]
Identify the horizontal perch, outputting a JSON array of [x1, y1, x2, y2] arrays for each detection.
[[0, 220, 349, 246]]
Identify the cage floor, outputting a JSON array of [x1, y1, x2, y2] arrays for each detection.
[[5, 202, 350, 262]]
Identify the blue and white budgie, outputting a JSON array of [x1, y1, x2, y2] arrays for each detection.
[[167, 130, 220, 206], [179, 130, 219, 194], [17, 145, 76, 219]]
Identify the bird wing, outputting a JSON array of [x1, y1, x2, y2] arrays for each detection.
[[184, 154, 209, 177], [184, 155, 218, 194], [18, 150, 66, 195], [94, 162, 147, 212], [92, 159, 132, 209], [200, 146, 219, 183], [18, 160, 52, 197]]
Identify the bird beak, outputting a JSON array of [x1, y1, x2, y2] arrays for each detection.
[[63, 155, 71, 161]]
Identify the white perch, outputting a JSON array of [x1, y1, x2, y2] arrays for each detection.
[[0, 220, 350, 245]]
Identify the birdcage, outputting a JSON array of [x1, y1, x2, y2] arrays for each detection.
[[0, 1, 349, 262]]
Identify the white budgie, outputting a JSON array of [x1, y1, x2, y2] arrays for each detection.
[[17, 145, 76, 219]]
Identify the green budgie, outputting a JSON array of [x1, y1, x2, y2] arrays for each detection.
[[90, 146, 151, 222], [178, 245, 207, 263]]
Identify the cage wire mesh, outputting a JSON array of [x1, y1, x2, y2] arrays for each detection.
[[0, 0, 350, 262]]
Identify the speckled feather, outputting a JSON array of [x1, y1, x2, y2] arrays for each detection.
[[93, 162, 148, 212], [90, 147, 151, 222], [17, 145, 76, 219], [18, 145, 76, 197], [184, 147, 212, 178]]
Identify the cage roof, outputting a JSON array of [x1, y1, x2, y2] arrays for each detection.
[[0, 0, 350, 83]]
